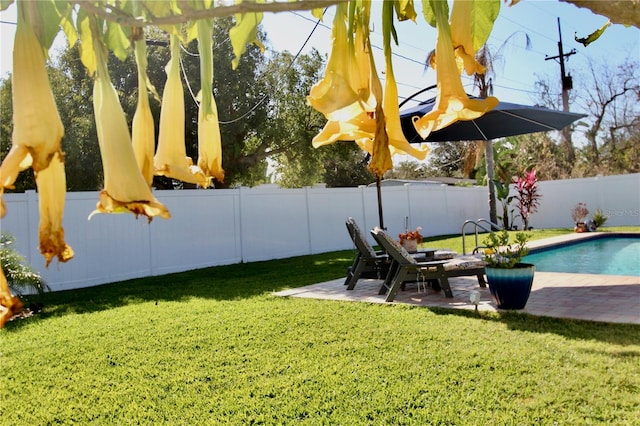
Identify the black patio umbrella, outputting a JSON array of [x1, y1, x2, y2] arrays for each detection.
[[400, 95, 587, 144], [372, 93, 585, 230]]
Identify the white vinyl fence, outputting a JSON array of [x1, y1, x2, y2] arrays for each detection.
[[1, 173, 638, 292]]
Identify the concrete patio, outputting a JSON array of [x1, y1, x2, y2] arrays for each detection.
[[275, 271, 640, 324], [276, 231, 640, 325]]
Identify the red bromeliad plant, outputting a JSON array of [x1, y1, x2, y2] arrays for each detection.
[[513, 169, 541, 231]]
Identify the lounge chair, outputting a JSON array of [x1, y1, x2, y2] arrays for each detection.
[[344, 218, 391, 290], [440, 253, 486, 287], [371, 227, 452, 302], [371, 228, 487, 302]]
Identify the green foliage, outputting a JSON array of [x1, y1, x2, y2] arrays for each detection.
[[387, 160, 426, 180], [1, 240, 639, 424], [425, 141, 466, 177], [591, 208, 609, 228], [492, 178, 515, 230], [0, 233, 47, 296], [482, 230, 531, 268]]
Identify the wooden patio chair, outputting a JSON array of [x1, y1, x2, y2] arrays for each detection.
[[371, 227, 452, 302], [344, 218, 391, 290]]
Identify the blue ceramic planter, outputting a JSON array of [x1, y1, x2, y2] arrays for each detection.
[[486, 263, 535, 310]]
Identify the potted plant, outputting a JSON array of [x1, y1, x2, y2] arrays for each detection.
[[482, 230, 534, 309], [398, 226, 423, 253], [571, 202, 589, 232], [590, 208, 608, 230]]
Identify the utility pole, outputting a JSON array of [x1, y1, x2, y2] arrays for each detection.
[[545, 18, 577, 165]]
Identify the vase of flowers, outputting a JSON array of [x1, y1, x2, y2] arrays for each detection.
[[571, 202, 589, 232], [398, 226, 423, 253], [482, 231, 534, 310]]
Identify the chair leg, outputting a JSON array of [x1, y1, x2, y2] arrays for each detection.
[[477, 273, 486, 288], [439, 272, 453, 298], [379, 262, 399, 295], [346, 258, 370, 290], [385, 268, 412, 302], [344, 254, 360, 286]]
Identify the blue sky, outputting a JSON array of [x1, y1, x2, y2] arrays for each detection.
[[261, 1, 639, 111], [1, 1, 637, 113]]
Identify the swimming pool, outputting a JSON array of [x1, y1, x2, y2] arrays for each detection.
[[523, 234, 640, 276]]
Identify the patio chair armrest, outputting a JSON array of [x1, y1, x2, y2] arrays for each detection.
[[415, 260, 448, 267]]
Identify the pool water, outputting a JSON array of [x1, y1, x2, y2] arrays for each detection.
[[523, 236, 640, 276]]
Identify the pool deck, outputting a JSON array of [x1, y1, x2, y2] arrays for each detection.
[[275, 232, 640, 325]]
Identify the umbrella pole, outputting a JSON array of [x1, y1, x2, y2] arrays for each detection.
[[376, 176, 385, 230]]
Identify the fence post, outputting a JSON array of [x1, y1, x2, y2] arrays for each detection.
[[304, 187, 313, 254], [238, 186, 245, 263], [25, 190, 38, 265]]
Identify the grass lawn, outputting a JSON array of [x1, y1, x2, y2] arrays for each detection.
[[2, 227, 639, 424]]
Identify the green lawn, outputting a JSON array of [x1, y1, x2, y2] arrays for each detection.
[[2, 227, 639, 424]]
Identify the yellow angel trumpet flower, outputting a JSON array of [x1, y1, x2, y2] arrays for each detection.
[[312, 110, 376, 148], [131, 30, 155, 187], [91, 27, 170, 221], [412, 0, 498, 140], [450, 0, 484, 76], [196, 19, 224, 183], [0, 0, 62, 193], [366, 1, 429, 177], [0, 1, 74, 266], [6, 1, 64, 174], [307, 2, 369, 122], [0, 265, 24, 329], [347, 7, 376, 115], [35, 152, 74, 266], [381, 38, 429, 161], [0, 146, 32, 191], [154, 35, 210, 187], [197, 92, 225, 183]]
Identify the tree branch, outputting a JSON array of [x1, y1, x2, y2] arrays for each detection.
[[74, 0, 341, 27]]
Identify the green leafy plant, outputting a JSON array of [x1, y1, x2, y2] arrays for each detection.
[[591, 208, 608, 228], [0, 233, 47, 296], [482, 230, 531, 268], [493, 179, 515, 230]]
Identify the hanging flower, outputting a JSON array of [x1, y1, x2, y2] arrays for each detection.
[[307, 2, 374, 122], [0, 1, 73, 266], [412, 0, 498, 140], [196, 19, 224, 183], [0, 266, 24, 329], [131, 28, 156, 187], [197, 91, 225, 183], [380, 1, 429, 165], [90, 19, 170, 221], [449, 0, 493, 76], [154, 34, 210, 188], [35, 152, 74, 266]]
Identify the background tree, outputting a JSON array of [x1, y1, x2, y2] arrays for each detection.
[[574, 58, 639, 175], [533, 56, 639, 177], [425, 142, 467, 177], [264, 50, 373, 188]]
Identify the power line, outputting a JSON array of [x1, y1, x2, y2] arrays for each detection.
[[219, 9, 326, 125]]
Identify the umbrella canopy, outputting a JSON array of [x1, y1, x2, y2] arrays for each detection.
[[400, 96, 586, 143], [370, 95, 586, 231]]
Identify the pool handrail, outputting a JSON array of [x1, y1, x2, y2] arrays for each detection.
[[462, 219, 503, 254]]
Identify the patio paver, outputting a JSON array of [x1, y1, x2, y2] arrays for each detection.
[[276, 232, 640, 324], [275, 271, 640, 325]]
